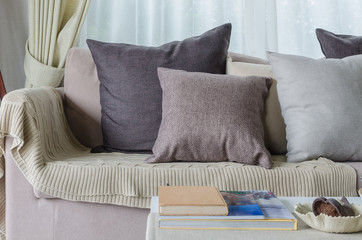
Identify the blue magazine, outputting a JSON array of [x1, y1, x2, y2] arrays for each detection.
[[250, 191, 295, 220], [221, 191, 265, 218]]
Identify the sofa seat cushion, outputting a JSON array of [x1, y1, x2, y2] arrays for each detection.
[[344, 162, 362, 190], [0, 88, 358, 211], [30, 153, 358, 205]]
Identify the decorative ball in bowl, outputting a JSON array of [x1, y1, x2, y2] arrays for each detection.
[[294, 197, 362, 233]]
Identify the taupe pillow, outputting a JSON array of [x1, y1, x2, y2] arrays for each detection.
[[145, 68, 272, 169], [226, 56, 287, 154], [268, 52, 362, 163]]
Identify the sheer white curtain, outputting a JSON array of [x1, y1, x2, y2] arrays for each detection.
[[78, 0, 362, 58], [276, 0, 362, 57], [79, 0, 278, 58]]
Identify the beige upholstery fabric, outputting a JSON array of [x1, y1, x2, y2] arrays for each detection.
[[25, 0, 90, 87], [228, 51, 269, 65], [227, 56, 287, 154], [64, 48, 102, 148]]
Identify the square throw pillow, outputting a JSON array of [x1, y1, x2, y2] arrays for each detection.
[[87, 23, 231, 152], [145, 68, 272, 169], [316, 28, 362, 58], [267, 52, 362, 163], [226, 56, 287, 155]]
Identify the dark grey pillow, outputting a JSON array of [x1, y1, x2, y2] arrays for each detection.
[[316, 28, 362, 58], [87, 23, 231, 152], [145, 68, 272, 169]]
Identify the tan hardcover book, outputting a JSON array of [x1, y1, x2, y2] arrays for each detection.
[[158, 186, 228, 216]]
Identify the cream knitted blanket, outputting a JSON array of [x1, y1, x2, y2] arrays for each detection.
[[0, 87, 358, 239]]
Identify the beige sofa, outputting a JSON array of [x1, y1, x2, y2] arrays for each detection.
[[2, 48, 361, 240]]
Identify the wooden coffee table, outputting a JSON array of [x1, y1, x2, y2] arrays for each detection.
[[146, 197, 362, 240]]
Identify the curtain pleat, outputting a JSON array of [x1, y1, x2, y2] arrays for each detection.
[[24, 0, 91, 88]]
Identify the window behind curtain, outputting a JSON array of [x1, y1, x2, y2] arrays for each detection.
[[78, 0, 362, 58]]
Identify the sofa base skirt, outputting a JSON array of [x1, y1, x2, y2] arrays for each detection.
[[5, 139, 149, 240]]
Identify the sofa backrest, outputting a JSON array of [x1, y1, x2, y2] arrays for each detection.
[[228, 51, 269, 65], [63, 48, 287, 153], [64, 48, 102, 147], [227, 53, 287, 154]]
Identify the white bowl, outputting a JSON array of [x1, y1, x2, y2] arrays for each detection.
[[294, 202, 362, 233]]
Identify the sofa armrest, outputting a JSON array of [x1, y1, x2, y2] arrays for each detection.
[[0, 87, 77, 239], [0, 87, 88, 175]]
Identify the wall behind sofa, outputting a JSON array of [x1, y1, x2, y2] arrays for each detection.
[[0, 0, 28, 92]]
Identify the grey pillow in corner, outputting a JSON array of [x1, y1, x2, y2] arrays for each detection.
[[268, 52, 362, 163], [87, 23, 231, 152], [146, 68, 272, 169], [316, 28, 362, 58]]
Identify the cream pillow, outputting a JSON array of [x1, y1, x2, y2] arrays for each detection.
[[226, 56, 287, 154]]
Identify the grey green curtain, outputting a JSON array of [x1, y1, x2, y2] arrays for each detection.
[[24, 0, 91, 88]]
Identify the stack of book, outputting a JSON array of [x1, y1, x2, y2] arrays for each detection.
[[153, 186, 297, 230]]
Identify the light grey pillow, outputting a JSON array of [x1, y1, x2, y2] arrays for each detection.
[[267, 52, 362, 163], [145, 68, 272, 168]]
